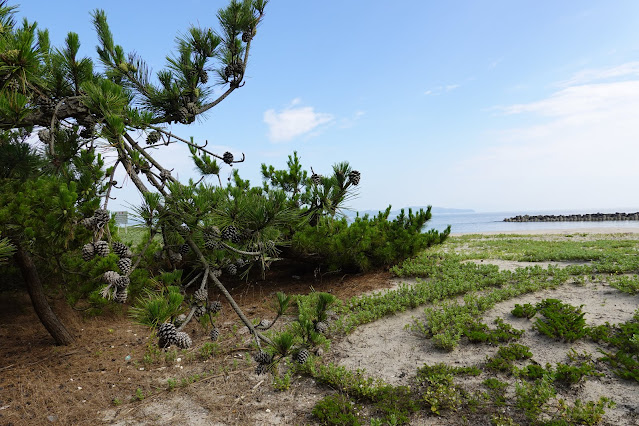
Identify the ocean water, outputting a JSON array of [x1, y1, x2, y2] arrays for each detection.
[[426, 210, 639, 235]]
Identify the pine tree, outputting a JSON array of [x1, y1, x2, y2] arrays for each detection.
[[0, 0, 275, 346]]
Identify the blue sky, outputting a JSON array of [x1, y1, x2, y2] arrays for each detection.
[[16, 0, 639, 213]]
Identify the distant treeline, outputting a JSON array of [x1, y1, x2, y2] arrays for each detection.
[[504, 212, 639, 222]]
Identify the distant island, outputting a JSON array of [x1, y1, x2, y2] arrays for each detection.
[[343, 206, 474, 220]]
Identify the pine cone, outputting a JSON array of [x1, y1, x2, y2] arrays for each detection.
[[221, 225, 239, 242], [38, 129, 51, 143], [112, 242, 130, 257], [114, 276, 130, 289], [311, 173, 321, 185], [179, 243, 190, 255], [209, 327, 219, 341], [94, 241, 110, 257], [175, 332, 192, 349], [146, 131, 161, 145], [177, 107, 192, 124], [255, 363, 268, 375], [295, 348, 310, 364], [348, 170, 361, 185], [242, 29, 254, 43], [186, 102, 198, 115], [199, 71, 208, 84], [226, 264, 237, 276], [113, 289, 128, 304], [117, 258, 132, 275], [157, 322, 177, 348], [314, 320, 328, 334], [82, 243, 95, 261], [194, 305, 206, 318], [222, 151, 234, 164], [253, 350, 272, 364], [81, 216, 98, 230], [174, 314, 187, 327], [194, 288, 207, 302], [103, 270, 120, 285], [208, 300, 222, 314]]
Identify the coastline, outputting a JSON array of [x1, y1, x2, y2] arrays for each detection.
[[450, 227, 639, 236]]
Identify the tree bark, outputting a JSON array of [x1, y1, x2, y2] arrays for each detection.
[[13, 243, 75, 346]]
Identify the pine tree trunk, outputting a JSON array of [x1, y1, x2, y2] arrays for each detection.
[[13, 243, 75, 346]]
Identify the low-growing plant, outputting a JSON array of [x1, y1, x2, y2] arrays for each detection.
[[587, 323, 613, 342], [551, 397, 615, 425], [609, 275, 639, 294], [312, 394, 362, 426], [517, 363, 549, 381], [515, 374, 556, 421], [415, 364, 464, 415], [511, 303, 537, 319], [533, 299, 588, 342], [464, 317, 524, 344], [272, 368, 292, 392], [486, 343, 533, 373], [482, 378, 509, 407], [133, 387, 145, 401], [553, 362, 599, 385], [199, 342, 219, 360]]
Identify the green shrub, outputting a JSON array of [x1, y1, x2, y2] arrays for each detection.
[[415, 365, 463, 415], [486, 343, 533, 373], [533, 299, 587, 342], [550, 397, 615, 425], [312, 394, 362, 426], [511, 303, 537, 319], [553, 362, 599, 385], [464, 317, 524, 344], [515, 374, 556, 421], [599, 313, 639, 382], [517, 364, 548, 380], [482, 378, 509, 407], [609, 275, 639, 294], [292, 206, 450, 272]]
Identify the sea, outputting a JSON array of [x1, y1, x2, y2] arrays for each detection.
[[425, 210, 639, 235]]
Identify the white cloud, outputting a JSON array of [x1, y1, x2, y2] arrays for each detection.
[[424, 84, 461, 96], [557, 61, 639, 87], [263, 100, 334, 142], [448, 63, 639, 211]]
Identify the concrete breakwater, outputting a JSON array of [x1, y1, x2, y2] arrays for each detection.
[[504, 212, 639, 222]]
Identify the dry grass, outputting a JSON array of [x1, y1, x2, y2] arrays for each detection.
[[0, 269, 392, 425]]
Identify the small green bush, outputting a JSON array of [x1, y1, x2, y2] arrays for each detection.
[[533, 299, 587, 342], [486, 343, 533, 373], [482, 378, 508, 407], [511, 303, 537, 319], [609, 275, 639, 294], [312, 394, 362, 426], [464, 317, 524, 344]]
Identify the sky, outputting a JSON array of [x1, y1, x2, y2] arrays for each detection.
[[15, 0, 639, 213]]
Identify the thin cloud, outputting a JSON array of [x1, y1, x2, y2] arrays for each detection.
[[557, 61, 639, 87], [263, 99, 334, 142], [424, 84, 461, 96], [450, 62, 639, 210], [339, 110, 365, 128]]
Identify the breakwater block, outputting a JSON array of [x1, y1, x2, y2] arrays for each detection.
[[503, 212, 639, 222]]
